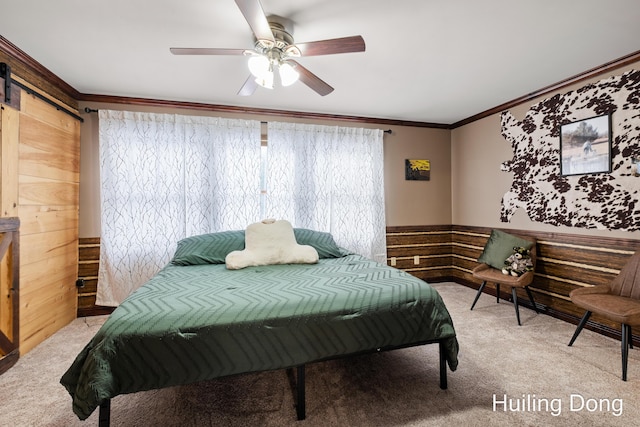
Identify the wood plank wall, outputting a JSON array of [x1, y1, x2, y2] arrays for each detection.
[[387, 224, 640, 344], [77, 237, 112, 317], [386, 225, 454, 283]]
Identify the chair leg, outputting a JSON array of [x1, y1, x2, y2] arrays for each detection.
[[512, 287, 521, 326], [524, 286, 539, 313], [568, 311, 592, 346], [470, 281, 487, 310], [629, 325, 634, 350], [622, 324, 630, 381], [496, 284, 500, 303]]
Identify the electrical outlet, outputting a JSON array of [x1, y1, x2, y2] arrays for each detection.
[[390, 257, 397, 266], [414, 255, 420, 265]]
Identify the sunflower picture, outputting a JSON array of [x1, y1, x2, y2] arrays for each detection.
[[405, 159, 431, 181]]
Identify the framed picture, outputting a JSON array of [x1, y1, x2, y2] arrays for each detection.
[[405, 159, 430, 181], [560, 114, 612, 176], [633, 156, 640, 177]]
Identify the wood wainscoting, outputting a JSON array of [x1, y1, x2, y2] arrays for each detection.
[[387, 225, 640, 345], [79, 227, 640, 345], [77, 237, 112, 317], [385, 225, 454, 283]]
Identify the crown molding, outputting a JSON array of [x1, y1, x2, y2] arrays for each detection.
[[451, 49, 640, 129], [77, 93, 450, 129], [0, 36, 81, 107], [3, 35, 639, 130]]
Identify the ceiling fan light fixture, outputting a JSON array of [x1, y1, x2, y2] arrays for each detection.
[[171, 0, 366, 97], [254, 71, 274, 89], [247, 55, 271, 79], [279, 62, 299, 86]]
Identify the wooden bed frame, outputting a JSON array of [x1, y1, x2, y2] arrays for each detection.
[[96, 338, 449, 426], [0, 217, 19, 376]]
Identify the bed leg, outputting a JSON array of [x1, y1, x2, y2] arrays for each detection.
[[438, 341, 448, 390], [98, 399, 111, 427], [296, 365, 306, 420]]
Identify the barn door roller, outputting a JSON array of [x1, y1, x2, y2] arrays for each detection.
[[0, 62, 11, 104]]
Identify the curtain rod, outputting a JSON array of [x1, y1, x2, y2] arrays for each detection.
[[258, 121, 392, 134], [83, 108, 391, 134]]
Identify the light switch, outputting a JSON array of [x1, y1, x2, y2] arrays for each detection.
[[414, 255, 420, 265], [390, 257, 397, 266]]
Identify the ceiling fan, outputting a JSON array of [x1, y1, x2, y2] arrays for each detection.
[[170, 0, 365, 96]]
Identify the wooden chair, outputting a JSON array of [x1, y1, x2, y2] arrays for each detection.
[[568, 251, 640, 381], [470, 234, 539, 326]]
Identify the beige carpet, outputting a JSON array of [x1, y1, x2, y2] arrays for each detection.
[[2, 282, 639, 427]]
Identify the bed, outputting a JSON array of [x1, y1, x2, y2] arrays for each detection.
[[61, 227, 459, 425]]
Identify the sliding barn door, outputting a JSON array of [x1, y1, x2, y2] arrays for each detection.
[[1, 78, 80, 357], [17, 89, 80, 354]]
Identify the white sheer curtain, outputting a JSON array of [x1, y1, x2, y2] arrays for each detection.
[[266, 122, 386, 262], [97, 110, 261, 306]]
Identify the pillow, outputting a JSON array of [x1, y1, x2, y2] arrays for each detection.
[[477, 229, 534, 270], [225, 219, 319, 270], [171, 230, 245, 265], [293, 228, 344, 259]]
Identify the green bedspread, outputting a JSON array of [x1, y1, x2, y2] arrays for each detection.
[[61, 254, 459, 420]]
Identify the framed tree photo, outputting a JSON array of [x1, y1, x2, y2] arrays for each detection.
[[560, 114, 612, 176]]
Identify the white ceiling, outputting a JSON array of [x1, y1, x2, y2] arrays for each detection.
[[1, 0, 640, 125]]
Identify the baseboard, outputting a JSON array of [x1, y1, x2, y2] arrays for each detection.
[[78, 306, 115, 318], [0, 348, 19, 376]]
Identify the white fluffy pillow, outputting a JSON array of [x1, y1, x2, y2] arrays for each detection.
[[225, 219, 319, 270]]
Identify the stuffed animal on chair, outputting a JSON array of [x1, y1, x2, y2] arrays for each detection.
[[501, 246, 533, 277]]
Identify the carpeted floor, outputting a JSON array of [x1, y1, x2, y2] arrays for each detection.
[[2, 282, 639, 426]]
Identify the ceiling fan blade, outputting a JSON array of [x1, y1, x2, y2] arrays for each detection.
[[288, 60, 334, 96], [295, 35, 365, 56], [234, 0, 274, 43], [237, 75, 259, 96], [170, 48, 247, 55]]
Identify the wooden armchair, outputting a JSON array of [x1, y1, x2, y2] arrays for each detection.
[[568, 251, 640, 381], [470, 231, 539, 326]]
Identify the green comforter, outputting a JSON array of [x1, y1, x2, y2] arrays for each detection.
[[61, 254, 459, 420]]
